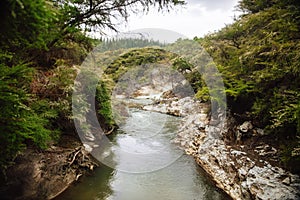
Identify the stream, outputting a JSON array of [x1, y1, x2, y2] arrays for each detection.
[[55, 99, 229, 200]]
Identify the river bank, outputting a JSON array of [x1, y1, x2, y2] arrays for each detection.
[[3, 93, 300, 200], [0, 135, 97, 200], [143, 95, 300, 199], [55, 100, 229, 200]]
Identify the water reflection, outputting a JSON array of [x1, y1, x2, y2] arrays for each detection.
[[55, 109, 229, 200], [54, 164, 113, 200]]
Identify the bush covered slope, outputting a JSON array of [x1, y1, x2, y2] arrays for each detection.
[[195, 0, 300, 170]]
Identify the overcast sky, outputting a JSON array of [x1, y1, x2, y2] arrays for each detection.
[[112, 0, 240, 39]]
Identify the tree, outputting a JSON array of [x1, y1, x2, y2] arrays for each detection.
[[57, 0, 184, 30], [0, 0, 185, 62], [48, 0, 185, 47], [238, 0, 275, 13], [238, 0, 300, 14]]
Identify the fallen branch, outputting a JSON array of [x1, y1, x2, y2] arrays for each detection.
[[68, 149, 81, 166], [105, 126, 115, 135]]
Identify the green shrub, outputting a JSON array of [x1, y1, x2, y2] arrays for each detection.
[[96, 81, 115, 129], [0, 62, 53, 171]]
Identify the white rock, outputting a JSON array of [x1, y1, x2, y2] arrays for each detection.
[[238, 168, 248, 177], [256, 128, 265, 136], [282, 177, 291, 185], [238, 121, 253, 133], [230, 150, 247, 156], [164, 94, 300, 200], [83, 144, 93, 152]]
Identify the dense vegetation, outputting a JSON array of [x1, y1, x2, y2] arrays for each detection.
[[99, 38, 165, 51], [195, 0, 300, 171], [1, 0, 299, 180], [0, 0, 183, 177]]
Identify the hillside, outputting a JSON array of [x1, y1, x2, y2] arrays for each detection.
[[195, 0, 300, 172]]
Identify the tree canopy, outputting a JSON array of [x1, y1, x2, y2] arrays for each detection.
[[57, 0, 184, 31], [0, 0, 184, 64]]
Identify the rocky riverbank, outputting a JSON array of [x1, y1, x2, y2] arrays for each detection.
[[0, 136, 97, 200], [143, 95, 300, 200]]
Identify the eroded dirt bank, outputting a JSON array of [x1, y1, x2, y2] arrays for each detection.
[[0, 136, 98, 200]]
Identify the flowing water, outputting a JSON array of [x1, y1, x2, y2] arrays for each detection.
[[55, 102, 229, 200]]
